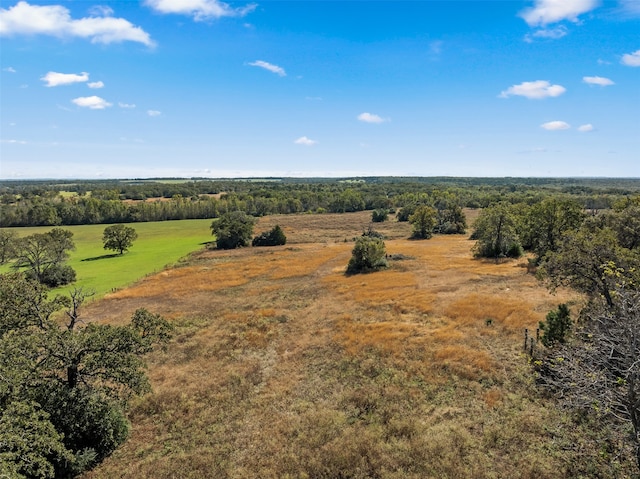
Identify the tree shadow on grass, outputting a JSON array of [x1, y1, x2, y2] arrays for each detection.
[[81, 254, 120, 262]]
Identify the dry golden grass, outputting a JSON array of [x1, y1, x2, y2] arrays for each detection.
[[82, 211, 627, 479]]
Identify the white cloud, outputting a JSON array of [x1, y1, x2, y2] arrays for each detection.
[[618, 0, 640, 17], [87, 81, 104, 89], [578, 124, 595, 132], [499, 80, 566, 99], [71, 95, 112, 109], [357, 112, 387, 123], [541, 120, 571, 130], [0, 1, 154, 46], [583, 75, 614, 86], [145, 0, 256, 21], [41, 71, 88, 87], [524, 25, 568, 42], [147, 110, 161, 117], [294, 136, 317, 146], [119, 102, 136, 109], [88, 5, 114, 17], [520, 0, 600, 26], [3, 66, 16, 73], [1, 139, 27, 145], [248, 60, 286, 77], [621, 49, 640, 67]]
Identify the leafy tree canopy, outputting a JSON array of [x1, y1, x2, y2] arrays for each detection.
[[103, 224, 138, 255], [211, 211, 256, 249]]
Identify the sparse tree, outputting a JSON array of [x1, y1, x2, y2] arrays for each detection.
[[409, 205, 437, 239], [102, 224, 138, 255], [211, 211, 256, 249], [346, 236, 388, 274], [12, 228, 76, 286]]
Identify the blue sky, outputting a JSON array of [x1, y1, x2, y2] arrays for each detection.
[[1, 0, 639, 179]]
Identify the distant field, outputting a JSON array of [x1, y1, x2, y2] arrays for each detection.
[[2, 219, 213, 298]]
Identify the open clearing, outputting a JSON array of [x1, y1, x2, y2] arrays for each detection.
[[80, 211, 626, 478]]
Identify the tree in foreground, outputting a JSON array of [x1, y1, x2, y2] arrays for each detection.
[[409, 205, 437, 239], [346, 236, 388, 274], [0, 229, 17, 264], [252, 225, 287, 247], [0, 273, 172, 477], [211, 211, 256, 249], [536, 286, 640, 471], [102, 224, 138, 255]]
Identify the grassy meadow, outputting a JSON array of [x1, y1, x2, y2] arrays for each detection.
[[1, 219, 213, 298], [73, 211, 634, 479]]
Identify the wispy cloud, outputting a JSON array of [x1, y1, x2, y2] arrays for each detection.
[[88, 81, 104, 89], [41, 71, 88, 87], [118, 102, 136, 109], [72, 96, 112, 109], [3, 66, 16, 73], [541, 120, 571, 130], [621, 49, 640, 67], [617, 0, 640, 17], [147, 110, 162, 117], [524, 25, 568, 42], [145, 0, 256, 21], [519, 0, 600, 26], [357, 112, 388, 124], [1, 139, 27, 145], [248, 60, 286, 77], [499, 80, 566, 99], [583, 76, 614, 86], [0, 1, 154, 46], [294, 136, 317, 146], [578, 124, 595, 132]]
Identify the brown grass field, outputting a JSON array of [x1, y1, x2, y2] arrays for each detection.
[[82, 211, 633, 478]]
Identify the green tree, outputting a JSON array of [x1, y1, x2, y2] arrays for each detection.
[[435, 202, 467, 234], [252, 225, 287, 247], [371, 209, 388, 223], [346, 236, 388, 274], [409, 205, 437, 239], [538, 223, 638, 308], [211, 211, 256, 249], [0, 274, 173, 476], [0, 229, 17, 264], [472, 203, 523, 259], [102, 224, 138, 255], [12, 228, 76, 286], [539, 304, 572, 347], [521, 197, 584, 262]]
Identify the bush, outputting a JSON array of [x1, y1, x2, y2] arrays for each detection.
[[371, 209, 388, 223], [539, 304, 571, 347], [346, 236, 388, 274], [27, 264, 76, 287], [252, 225, 287, 247]]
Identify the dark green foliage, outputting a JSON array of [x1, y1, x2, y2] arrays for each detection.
[[371, 209, 388, 223], [435, 203, 467, 234], [409, 205, 437, 239], [362, 226, 384, 239], [30, 263, 77, 288], [539, 304, 572, 347], [396, 205, 416, 222], [0, 274, 173, 477], [346, 236, 388, 274], [211, 211, 256, 249], [0, 229, 17, 264], [102, 224, 138, 255], [472, 203, 523, 259], [252, 225, 287, 247]]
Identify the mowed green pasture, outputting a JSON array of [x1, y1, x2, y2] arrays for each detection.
[[1, 219, 213, 298]]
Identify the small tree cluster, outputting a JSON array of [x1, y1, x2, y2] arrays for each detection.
[[346, 236, 388, 274], [409, 205, 438, 239], [211, 211, 256, 249], [539, 303, 572, 347], [371, 209, 389, 223], [252, 225, 287, 247], [471, 203, 523, 259]]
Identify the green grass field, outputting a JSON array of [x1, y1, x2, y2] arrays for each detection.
[[1, 219, 213, 298]]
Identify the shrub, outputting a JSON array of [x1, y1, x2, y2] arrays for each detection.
[[346, 236, 388, 274], [252, 225, 287, 247], [539, 304, 571, 347], [27, 264, 76, 287], [211, 211, 256, 249], [371, 209, 388, 223]]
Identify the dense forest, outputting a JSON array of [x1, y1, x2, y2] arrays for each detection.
[[1, 177, 639, 227]]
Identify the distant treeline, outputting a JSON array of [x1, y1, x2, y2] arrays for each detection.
[[1, 177, 639, 227]]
